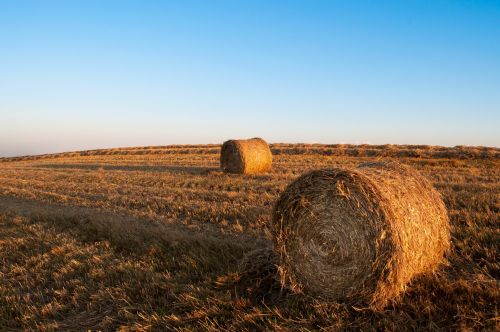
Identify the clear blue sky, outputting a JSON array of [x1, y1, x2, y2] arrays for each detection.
[[1, 0, 499, 156]]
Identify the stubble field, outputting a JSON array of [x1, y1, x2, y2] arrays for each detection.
[[0, 144, 498, 331]]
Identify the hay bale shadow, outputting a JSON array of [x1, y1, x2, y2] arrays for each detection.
[[217, 248, 285, 304], [33, 164, 217, 175]]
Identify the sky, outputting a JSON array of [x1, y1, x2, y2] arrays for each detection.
[[1, 0, 499, 157]]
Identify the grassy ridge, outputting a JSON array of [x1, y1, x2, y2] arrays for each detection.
[[2, 144, 499, 162], [0, 144, 498, 330]]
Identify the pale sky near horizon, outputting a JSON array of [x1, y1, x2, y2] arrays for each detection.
[[1, 0, 499, 157]]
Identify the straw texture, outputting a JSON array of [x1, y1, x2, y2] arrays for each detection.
[[272, 161, 450, 310], [220, 138, 272, 174]]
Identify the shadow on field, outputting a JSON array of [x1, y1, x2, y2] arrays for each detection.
[[0, 196, 279, 330], [0, 195, 263, 258], [0, 196, 282, 302], [33, 163, 219, 175]]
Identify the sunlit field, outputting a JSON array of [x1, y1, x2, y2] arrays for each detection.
[[0, 144, 498, 330]]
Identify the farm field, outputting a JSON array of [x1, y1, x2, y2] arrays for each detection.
[[0, 144, 498, 331]]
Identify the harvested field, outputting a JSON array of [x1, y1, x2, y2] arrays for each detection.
[[0, 144, 498, 330]]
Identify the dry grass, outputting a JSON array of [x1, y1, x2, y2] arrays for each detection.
[[0, 144, 498, 330]]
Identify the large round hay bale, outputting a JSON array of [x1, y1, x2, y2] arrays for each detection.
[[272, 161, 450, 310], [220, 138, 272, 174]]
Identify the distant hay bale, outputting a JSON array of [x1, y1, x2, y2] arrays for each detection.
[[220, 138, 272, 174], [272, 161, 450, 310]]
